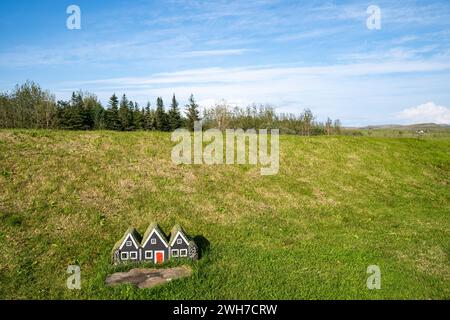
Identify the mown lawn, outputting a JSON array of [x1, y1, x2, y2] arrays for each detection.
[[0, 130, 449, 299]]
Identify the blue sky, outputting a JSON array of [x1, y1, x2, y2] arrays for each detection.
[[1, 0, 450, 126]]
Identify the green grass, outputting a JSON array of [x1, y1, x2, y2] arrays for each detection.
[[0, 129, 449, 299], [345, 125, 450, 138]]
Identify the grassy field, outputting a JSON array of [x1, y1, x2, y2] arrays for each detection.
[[0, 129, 449, 299], [343, 123, 450, 138]]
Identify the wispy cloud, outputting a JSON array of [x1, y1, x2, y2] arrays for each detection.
[[273, 27, 347, 42], [180, 48, 254, 57], [391, 35, 418, 45], [69, 59, 450, 87], [341, 46, 441, 62]]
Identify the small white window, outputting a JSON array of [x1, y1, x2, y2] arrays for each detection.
[[180, 249, 188, 257], [171, 249, 179, 257], [145, 251, 153, 259], [151, 238, 156, 244], [130, 251, 138, 260], [126, 241, 132, 247], [121, 252, 129, 260], [177, 238, 182, 244]]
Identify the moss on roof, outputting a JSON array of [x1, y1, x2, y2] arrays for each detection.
[[112, 224, 196, 255], [169, 224, 196, 247], [111, 227, 142, 253], [141, 222, 168, 245]]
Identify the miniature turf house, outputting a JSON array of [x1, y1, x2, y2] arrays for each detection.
[[112, 228, 142, 263], [169, 224, 198, 260], [141, 223, 169, 264], [112, 223, 198, 264]]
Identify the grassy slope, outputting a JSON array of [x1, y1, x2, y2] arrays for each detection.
[[0, 130, 449, 299]]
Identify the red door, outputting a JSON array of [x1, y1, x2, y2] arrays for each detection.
[[155, 251, 164, 264]]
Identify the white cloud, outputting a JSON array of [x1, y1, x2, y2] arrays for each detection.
[[391, 35, 418, 45], [274, 27, 345, 42], [180, 49, 253, 57], [68, 60, 450, 87], [396, 102, 450, 124]]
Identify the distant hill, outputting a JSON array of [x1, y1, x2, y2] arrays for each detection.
[[358, 123, 450, 130], [342, 123, 450, 138]]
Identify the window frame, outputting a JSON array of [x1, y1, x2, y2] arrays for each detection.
[[171, 249, 179, 257], [145, 251, 153, 259], [151, 238, 157, 245], [129, 251, 138, 260], [180, 249, 188, 257], [120, 252, 129, 260]]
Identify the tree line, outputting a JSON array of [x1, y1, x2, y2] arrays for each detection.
[[0, 81, 341, 135], [0, 81, 199, 132], [202, 102, 341, 135]]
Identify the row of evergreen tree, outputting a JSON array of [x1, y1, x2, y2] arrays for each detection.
[[0, 81, 200, 131], [56, 91, 199, 131], [0, 81, 341, 135]]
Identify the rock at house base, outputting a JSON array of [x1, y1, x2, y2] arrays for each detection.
[[105, 266, 192, 289]]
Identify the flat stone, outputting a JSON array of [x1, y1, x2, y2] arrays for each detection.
[[106, 266, 192, 289], [137, 277, 168, 289]]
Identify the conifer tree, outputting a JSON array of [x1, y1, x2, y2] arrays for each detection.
[[168, 94, 182, 130], [132, 102, 143, 130], [127, 100, 135, 131], [143, 102, 151, 130], [105, 93, 121, 130], [66, 92, 85, 130], [56, 100, 70, 129], [119, 94, 130, 131], [155, 97, 168, 131], [85, 95, 105, 130], [81, 93, 96, 130], [144, 102, 156, 130], [140, 107, 146, 130], [185, 94, 200, 131]]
